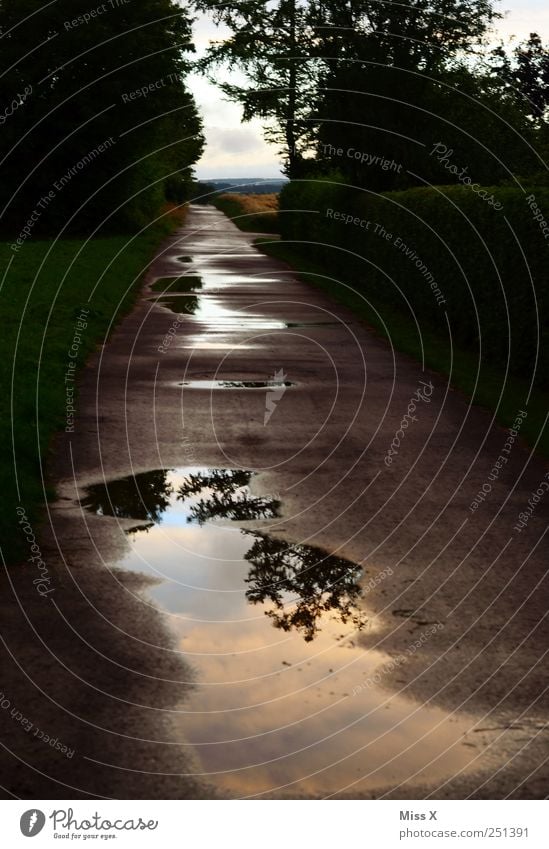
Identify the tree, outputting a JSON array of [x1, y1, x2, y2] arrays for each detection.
[[309, 0, 498, 73], [307, 0, 542, 189], [196, 0, 316, 176], [197, 0, 525, 184], [0, 0, 204, 233], [491, 33, 549, 122]]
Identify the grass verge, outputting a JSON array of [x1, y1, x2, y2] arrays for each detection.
[[1, 211, 182, 565]]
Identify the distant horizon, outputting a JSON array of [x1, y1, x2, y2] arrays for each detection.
[[195, 163, 286, 180], [198, 176, 289, 183]]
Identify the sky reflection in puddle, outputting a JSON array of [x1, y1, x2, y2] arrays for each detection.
[[178, 379, 294, 390], [152, 293, 287, 330], [195, 274, 282, 287], [82, 468, 482, 797]]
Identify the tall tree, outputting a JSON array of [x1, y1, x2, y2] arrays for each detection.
[[491, 33, 549, 122], [310, 0, 498, 72], [197, 0, 316, 176], [0, 0, 204, 233], [307, 0, 542, 189], [197, 0, 511, 181]]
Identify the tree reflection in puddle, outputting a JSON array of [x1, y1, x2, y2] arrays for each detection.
[[244, 533, 366, 642], [82, 467, 364, 643], [150, 294, 200, 315], [175, 468, 366, 642], [150, 276, 202, 293], [81, 469, 173, 523], [178, 468, 281, 525]]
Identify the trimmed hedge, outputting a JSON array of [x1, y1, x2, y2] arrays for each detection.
[[279, 180, 549, 386]]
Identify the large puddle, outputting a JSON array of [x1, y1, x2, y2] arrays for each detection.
[[82, 467, 485, 797]]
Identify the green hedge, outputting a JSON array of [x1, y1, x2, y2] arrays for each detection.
[[279, 179, 549, 386]]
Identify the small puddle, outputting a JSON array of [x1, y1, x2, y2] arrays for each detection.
[[82, 468, 484, 797], [193, 274, 283, 290], [197, 253, 260, 258], [151, 294, 287, 330], [178, 379, 294, 390], [285, 321, 342, 328], [151, 274, 281, 297], [150, 276, 203, 294], [149, 295, 199, 315]]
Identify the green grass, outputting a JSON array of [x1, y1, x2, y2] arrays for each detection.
[[254, 236, 549, 458], [1, 220, 177, 565]]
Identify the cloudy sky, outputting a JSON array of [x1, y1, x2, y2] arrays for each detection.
[[191, 1, 549, 180]]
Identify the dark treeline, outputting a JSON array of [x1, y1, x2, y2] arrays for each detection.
[[2, 0, 547, 238], [0, 0, 203, 235], [198, 0, 549, 188]]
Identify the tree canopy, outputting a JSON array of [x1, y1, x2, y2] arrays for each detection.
[[0, 0, 204, 233], [197, 0, 546, 187]]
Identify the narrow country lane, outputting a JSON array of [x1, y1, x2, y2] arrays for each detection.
[[2, 205, 548, 799]]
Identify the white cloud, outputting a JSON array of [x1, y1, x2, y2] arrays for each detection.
[[207, 127, 264, 155], [196, 123, 284, 179]]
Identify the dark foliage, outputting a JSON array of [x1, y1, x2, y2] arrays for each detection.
[[0, 0, 203, 234]]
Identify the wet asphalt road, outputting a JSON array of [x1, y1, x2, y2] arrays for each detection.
[[1, 205, 548, 799]]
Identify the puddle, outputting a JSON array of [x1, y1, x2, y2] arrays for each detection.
[[82, 467, 485, 797], [151, 294, 287, 330], [179, 341, 261, 351], [149, 295, 199, 315], [195, 274, 282, 288], [203, 275, 280, 285], [153, 274, 282, 295], [285, 321, 341, 328], [178, 379, 294, 390], [151, 276, 202, 293]]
